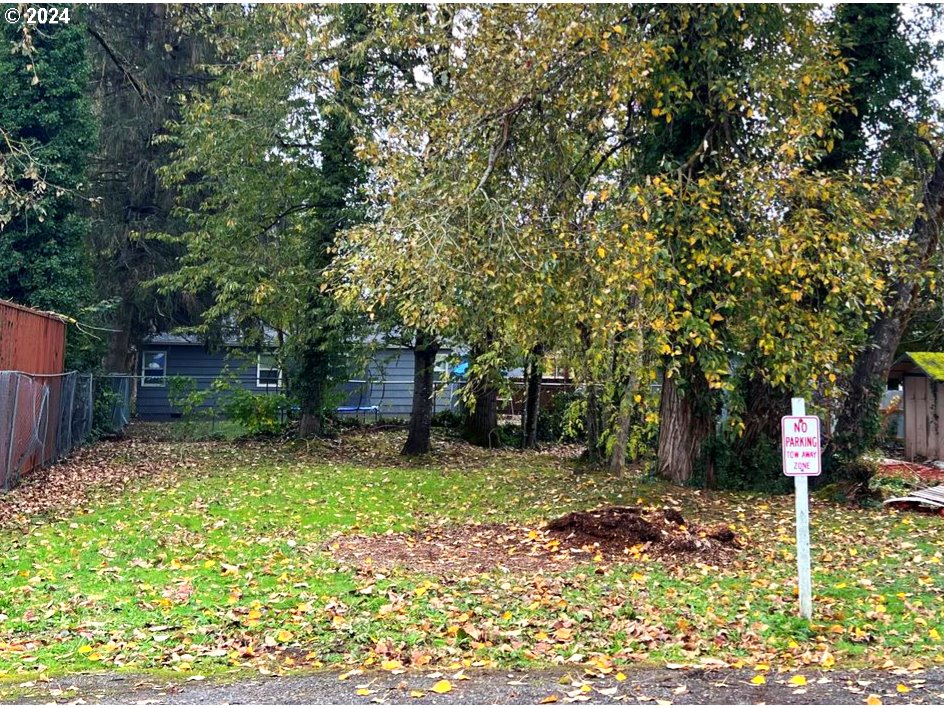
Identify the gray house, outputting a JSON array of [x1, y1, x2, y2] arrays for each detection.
[[136, 334, 460, 421]]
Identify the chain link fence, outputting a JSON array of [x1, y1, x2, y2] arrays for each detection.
[[0, 371, 130, 491]]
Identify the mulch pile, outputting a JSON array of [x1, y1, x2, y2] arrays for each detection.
[[546, 505, 738, 556], [328, 506, 740, 576]]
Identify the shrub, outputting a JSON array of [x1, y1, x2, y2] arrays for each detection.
[[537, 390, 585, 443], [497, 422, 523, 448], [431, 409, 464, 429], [696, 432, 791, 493], [221, 388, 289, 436], [167, 375, 211, 420]]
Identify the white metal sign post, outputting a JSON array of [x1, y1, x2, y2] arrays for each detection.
[[781, 398, 821, 620]]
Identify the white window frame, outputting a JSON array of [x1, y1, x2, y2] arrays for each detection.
[[256, 353, 282, 389], [141, 350, 168, 387]]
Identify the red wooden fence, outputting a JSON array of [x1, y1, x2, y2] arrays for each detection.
[[0, 299, 67, 374], [0, 300, 68, 484]]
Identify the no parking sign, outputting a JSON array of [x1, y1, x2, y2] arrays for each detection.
[[781, 415, 821, 477]]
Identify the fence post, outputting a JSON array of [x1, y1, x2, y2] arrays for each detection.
[[4, 376, 20, 491]]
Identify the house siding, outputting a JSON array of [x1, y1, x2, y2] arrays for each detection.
[[337, 348, 459, 419], [136, 344, 461, 421], [137, 345, 270, 420]]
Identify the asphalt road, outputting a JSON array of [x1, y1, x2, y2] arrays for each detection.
[[6, 666, 943, 705]]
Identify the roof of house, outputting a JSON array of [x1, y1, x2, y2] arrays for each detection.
[[891, 352, 944, 382], [144, 330, 463, 352], [143, 331, 279, 347]]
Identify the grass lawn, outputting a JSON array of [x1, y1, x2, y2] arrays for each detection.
[[0, 428, 942, 682]]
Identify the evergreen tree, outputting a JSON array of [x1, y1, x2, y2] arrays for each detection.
[[0, 8, 96, 366], [84, 4, 215, 372]]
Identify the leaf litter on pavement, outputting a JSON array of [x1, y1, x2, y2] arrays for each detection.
[[0, 425, 941, 687]]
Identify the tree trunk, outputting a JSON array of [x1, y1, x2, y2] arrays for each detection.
[[295, 347, 326, 438], [828, 149, 944, 471], [402, 331, 439, 455], [585, 383, 603, 462], [608, 374, 637, 474], [522, 345, 543, 449], [103, 295, 135, 373], [464, 379, 499, 447], [298, 405, 323, 438], [657, 369, 714, 485], [737, 372, 791, 456]]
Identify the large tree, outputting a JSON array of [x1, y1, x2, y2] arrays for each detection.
[[84, 4, 215, 372], [0, 7, 97, 368], [821, 4, 944, 474], [333, 5, 913, 483], [157, 5, 373, 436]]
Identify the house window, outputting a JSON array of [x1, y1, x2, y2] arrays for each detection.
[[434, 352, 451, 378], [141, 351, 167, 387], [257, 353, 282, 388]]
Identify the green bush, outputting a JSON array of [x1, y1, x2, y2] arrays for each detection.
[[91, 383, 121, 438], [696, 432, 791, 493], [167, 375, 211, 420], [537, 390, 585, 443], [431, 410, 463, 429], [221, 388, 289, 436], [497, 422, 523, 448]]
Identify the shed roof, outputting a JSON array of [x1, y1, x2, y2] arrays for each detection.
[[891, 352, 944, 382]]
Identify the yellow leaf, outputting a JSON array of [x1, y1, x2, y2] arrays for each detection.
[[821, 650, 835, 668], [78, 645, 93, 654], [896, 684, 911, 694], [615, 672, 627, 682], [597, 246, 606, 258], [381, 660, 402, 671], [789, 675, 807, 686], [750, 675, 766, 685], [540, 696, 559, 704], [355, 688, 372, 696], [930, 628, 940, 640], [431, 680, 452, 694], [865, 695, 882, 705], [410, 690, 425, 698], [276, 629, 293, 643]]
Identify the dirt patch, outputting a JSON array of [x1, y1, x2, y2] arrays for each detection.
[[328, 507, 739, 577], [328, 524, 574, 576], [545, 506, 740, 561]]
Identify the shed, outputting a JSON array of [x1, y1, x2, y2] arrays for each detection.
[[888, 352, 944, 461]]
